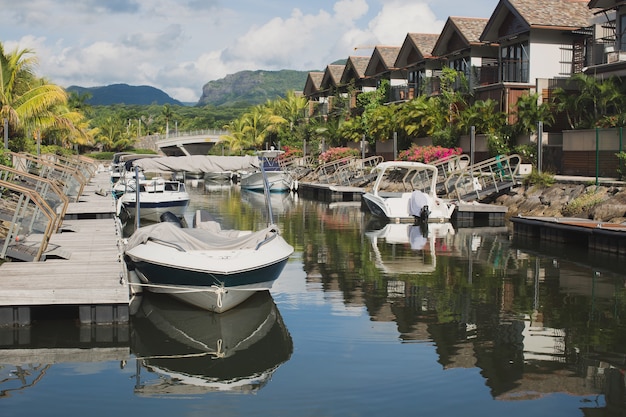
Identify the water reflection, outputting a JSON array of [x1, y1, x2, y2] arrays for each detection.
[[130, 291, 293, 396], [365, 222, 455, 274], [4, 185, 626, 415], [292, 200, 626, 409]]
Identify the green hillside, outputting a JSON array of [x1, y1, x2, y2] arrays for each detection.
[[197, 69, 309, 106], [66, 84, 183, 106]]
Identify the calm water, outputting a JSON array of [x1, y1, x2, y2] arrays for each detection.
[[2, 183, 626, 416]]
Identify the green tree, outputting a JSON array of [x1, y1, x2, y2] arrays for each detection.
[[0, 43, 68, 148], [514, 92, 554, 135]]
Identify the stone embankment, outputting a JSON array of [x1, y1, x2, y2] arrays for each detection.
[[491, 181, 626, 224]]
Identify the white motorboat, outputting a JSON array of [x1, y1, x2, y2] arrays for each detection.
[[240, 149, 294, 193], [362, 161, 456, 223], [117, 176, 190, 222], [124, 209, 294, 313], [131, 291, 293, 396]]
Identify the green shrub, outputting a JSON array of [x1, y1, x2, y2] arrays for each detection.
[[522, 169, 555, 187]]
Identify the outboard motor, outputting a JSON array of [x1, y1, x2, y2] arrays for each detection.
[[159, 211, 184, 227], [408, 190, 430, 224], [419, 205, 429, 224]]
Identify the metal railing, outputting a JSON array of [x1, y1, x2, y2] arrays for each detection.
[[9, 152, 89, 202], [0, 164, 69, 232], [443, 154, 521, 201], [0, 179, 57, 261]]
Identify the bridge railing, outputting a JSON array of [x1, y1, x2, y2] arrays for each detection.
[[154, 129, 229, 141]]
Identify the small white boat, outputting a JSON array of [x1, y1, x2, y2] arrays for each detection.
[[240, 149, 294, 193], [362, 161, 456, 223], [124, 210, 294, 313], [131, 291, 293, 395], [117, 176, 190, 222]]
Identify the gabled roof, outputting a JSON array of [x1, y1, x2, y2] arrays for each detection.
[[588, 0, 621, 9], [340, 56, 371, 84], [320, 64, 345, 90], [481, 0, 593, 41], [395, 33, 439, 68], [432, 16, 489, 57], [302, 72, 324, 96], [364, 46, 401, 77]]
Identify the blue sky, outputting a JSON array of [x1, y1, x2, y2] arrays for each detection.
[[0, 0, 498, 102]]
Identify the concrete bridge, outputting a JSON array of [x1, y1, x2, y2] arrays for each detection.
[[136, 129, 228, 156]]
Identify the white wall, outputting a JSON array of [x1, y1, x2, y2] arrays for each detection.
[[529, 30, 572, 80]]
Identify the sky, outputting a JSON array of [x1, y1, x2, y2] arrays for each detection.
[[0, 0, 499, 103]]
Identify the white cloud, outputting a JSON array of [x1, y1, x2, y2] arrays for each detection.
[[368, 0, 444, 45], [0, 1, 491, 102]]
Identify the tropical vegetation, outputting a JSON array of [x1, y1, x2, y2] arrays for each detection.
[[3, 38, 626, 171]]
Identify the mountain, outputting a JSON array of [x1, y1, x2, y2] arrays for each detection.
[[197, 69, 309, 106], [66, 84, 183, 106]]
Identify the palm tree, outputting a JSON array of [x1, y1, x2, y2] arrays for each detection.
[[221, 118, 249, 154], [162, 104, 173, 137], [0, 43, 68, 145]]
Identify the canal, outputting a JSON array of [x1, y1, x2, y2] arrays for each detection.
[[2, 182, 626, 416]]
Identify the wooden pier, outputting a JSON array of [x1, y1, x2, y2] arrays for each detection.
[[0, 168, 129, 326], [511, 216, 626, 256]]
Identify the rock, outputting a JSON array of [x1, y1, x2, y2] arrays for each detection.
[[490, 182, 626, 223]]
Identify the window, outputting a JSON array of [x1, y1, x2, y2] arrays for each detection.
[[500, 41, 529, 83]]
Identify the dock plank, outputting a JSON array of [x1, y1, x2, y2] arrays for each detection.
[[0, 169, 129, 316]]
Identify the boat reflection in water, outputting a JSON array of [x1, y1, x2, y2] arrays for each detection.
[[130, 290, 293, 396], [365, 221, 456, 275]]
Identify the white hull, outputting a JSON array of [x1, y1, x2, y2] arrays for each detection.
[[240, 171, 293, 192], [124, 215, 294, 312], [117, 177, 190, 222], [133, 270, 275, 313], [362, 191, 454, 223]]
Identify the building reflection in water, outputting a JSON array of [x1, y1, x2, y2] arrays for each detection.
[[300, 202, 626, 413]]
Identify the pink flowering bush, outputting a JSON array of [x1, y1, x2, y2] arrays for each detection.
[[398, 145, 462, 163], [280, 145, 303, 159], [319, 147, 360, 163]]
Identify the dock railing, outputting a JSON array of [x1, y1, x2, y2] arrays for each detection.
[[443, 154, 521, 201], [303, 156, 383, 186], [429, 154, 470, 195], [332, 156, 383, 186], [0, 164, 69, 232], [9, 152, 89, 201], [0, 179, 57, 261], [279, 155, 315, 180]]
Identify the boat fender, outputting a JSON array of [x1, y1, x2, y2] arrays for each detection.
[[159, 211, 183, 227]]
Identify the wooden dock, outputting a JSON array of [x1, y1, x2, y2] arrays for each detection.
[[511, 216, 626, 255], [0, 169, 129, 326]]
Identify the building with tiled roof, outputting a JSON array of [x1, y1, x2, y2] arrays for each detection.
[[394, 33, 441, 101], [303, 72, 325, 119], [478, 0, 595, 124], [364, 46, 405, 88], [432, 17, 498, 92], [340, 56, 377, 110]]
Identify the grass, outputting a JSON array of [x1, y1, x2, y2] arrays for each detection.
[[561, 190, 605, 217]]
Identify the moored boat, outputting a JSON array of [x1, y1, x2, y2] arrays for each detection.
[[362, 161, 456, 223], [240, 149, 294, 193], [124, 210, 293, 312], [117, 176, 190, 222]]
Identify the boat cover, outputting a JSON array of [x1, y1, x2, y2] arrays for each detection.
[[129, 155, 259, 173], [408, 190, 429, 217], [126, 221, 279, 252]]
